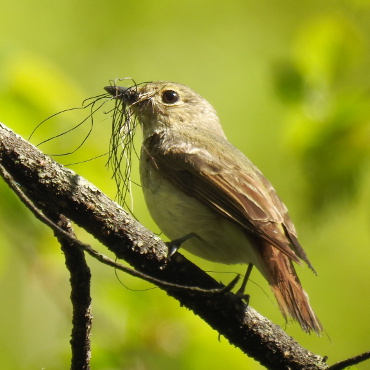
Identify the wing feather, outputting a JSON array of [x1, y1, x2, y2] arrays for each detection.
[[144, 132, 313, 269]]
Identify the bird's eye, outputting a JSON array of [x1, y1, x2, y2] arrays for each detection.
[[161, 90, 180, 104]]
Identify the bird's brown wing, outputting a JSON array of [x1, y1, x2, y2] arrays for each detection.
[[144, 132, 314, 269]]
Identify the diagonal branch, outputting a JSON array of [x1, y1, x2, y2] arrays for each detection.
[[0, 122, 332, 369]]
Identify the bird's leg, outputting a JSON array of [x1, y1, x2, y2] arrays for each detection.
[[236, 264, 254, 303], [166, 232, 197, 258]]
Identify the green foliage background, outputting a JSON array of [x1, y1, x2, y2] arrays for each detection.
[[1, 1, 370, 369]]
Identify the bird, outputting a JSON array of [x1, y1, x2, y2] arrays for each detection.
[[104, 81, 322, 334]]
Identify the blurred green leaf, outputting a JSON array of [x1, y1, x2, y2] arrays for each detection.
[[274, 14, 370, 211]]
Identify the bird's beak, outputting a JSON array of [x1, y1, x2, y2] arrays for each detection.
[[104, 85, 140, 105], [104, 85, 129, 98]]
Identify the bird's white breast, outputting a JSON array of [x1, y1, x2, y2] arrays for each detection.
[[140, 152, 260, 266]]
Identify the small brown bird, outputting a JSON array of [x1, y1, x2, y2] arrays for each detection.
[[105, 81, 322, 334]]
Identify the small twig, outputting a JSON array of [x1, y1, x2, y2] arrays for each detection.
[[328, 351, 370, 370], [55, 215, 92, 370], [0, 161, 93, 368]]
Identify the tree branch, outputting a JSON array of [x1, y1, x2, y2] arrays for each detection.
[[56, 215, 92, 370], [0, 121, 359, 370], [327, 351, 370, 370]]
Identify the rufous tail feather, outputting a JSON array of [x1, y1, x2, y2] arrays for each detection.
[[258, 241, 322, 334]]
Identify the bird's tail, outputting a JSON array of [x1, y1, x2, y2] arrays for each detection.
[[258, 241, 322, 334]]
